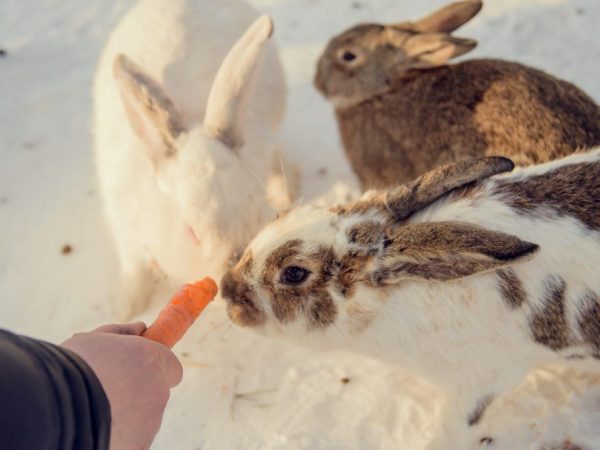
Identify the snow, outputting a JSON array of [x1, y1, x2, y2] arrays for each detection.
[[2, 0, 600, 448]]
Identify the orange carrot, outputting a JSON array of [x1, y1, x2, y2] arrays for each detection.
[[143, 277, 218, 348]]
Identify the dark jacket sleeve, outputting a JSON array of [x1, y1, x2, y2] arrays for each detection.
[[0, 329, 111, 450]]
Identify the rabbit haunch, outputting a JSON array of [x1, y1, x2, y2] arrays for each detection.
[[94, 0, 296, 319], [222, 149, 600, 427], [315, 0, 600, 189]]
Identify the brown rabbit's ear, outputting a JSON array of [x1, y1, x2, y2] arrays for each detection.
[[412, 0, 482, 33], [404, 33, 477, 67], [384, 157, 514, 221], [114, 54, 186, 165], [370, 222, 539, 285]]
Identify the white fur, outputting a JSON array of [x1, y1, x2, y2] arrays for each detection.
[[94, 0, 296, 319], [242, 148, 600, 446]]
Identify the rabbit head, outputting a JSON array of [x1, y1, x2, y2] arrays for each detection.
[[221, 156, 539, 350], [314, 0, 481, 108], [113, 16, 276, 245]]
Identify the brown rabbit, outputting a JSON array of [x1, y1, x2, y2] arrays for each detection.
[[315, 0, 600, 189]]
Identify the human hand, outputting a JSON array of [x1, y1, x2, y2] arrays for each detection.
[[61, 322, 183, 450]]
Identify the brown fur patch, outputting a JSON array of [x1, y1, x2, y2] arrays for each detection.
[[467, 394, 494, 426], [578, 291, 600, 351], [530, 276, 570, 350], [335, 252, 372, 297], [371, 222, 538, 283], [307, 291, 337, 329], [262, 240, 304, 285], [330, 196, 388, 217], [271, 286, 306, 324], [347, 221, 384, 247], [495, 161, 600, 231], [306, 246, 338, 328], [311, 245, 337, 279], [496, 269, 527, 309], [262, 242, 339, 327]]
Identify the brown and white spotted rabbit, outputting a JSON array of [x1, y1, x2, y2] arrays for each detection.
[[222, 148, 600, 448], [315, 0, 600, 189]]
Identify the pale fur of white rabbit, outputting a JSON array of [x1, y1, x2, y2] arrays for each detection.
[[222, 149, 600, 449], [94, 0, 297, 319]]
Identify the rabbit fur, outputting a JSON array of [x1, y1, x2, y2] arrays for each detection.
[[222, 148, 600, 446], [315, 0, 600, 189], [94, 0, 297, 319]]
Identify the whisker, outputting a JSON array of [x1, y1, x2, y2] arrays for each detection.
[[332, 322, 348, 340], [276, 147, 290, 204], [198, 309, 227, 315], [238, 159, 267, 191], [220, 321, 234, 337]]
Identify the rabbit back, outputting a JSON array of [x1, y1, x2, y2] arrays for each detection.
[[337, 59, 600, 189]]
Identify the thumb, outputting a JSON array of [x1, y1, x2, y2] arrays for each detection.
[[149, 342, 184, 388], [92, 321, 147, 336]]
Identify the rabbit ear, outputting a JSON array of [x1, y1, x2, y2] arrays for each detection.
[[412, 0, 482, 33], [114, 54, 185, 164], [370, 222, 539, 285], [384, 157, 514, 221], [203, 15, 273, 151], [404, 33, 477, 67]]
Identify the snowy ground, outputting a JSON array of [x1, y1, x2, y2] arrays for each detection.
[[2, 0, 600, 449]]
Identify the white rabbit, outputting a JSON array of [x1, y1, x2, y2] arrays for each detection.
[[94, 0, 296, 320], [222, 149, 600, 448]]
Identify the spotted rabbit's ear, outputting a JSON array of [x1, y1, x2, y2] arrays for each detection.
[[384, 157, 514, 221], [369, 221, 539, 285], [114, 54, 185, 166], [410, 0, 482, 33]]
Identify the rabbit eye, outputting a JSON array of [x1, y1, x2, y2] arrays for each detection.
[[336, 47, 363, 66], [342, 51, 356, 62], [281, 266, 311, 285]]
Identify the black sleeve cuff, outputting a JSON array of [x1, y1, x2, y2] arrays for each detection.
[[0, 329, 111, 450]]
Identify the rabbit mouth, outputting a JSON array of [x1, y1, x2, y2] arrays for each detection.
[[329, 93, 372, 110], [226, 301, 265, 328], [221, 271, 266, 327]]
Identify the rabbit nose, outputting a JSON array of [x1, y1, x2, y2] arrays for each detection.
[[221, 271, 254, 307], [220, 271, 238, 304], [220, 271, 266, 327]]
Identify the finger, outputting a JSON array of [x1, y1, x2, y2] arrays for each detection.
[[152, 343, 184, 387], [93, 321, 147, 336]]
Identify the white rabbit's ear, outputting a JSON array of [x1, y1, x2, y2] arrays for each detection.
[[114, 54, 185, 164], [370, 222, 539, 285], [404, 33, 477, 68], [203, 15, 274, 151], [411, 0, 482, 33]]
